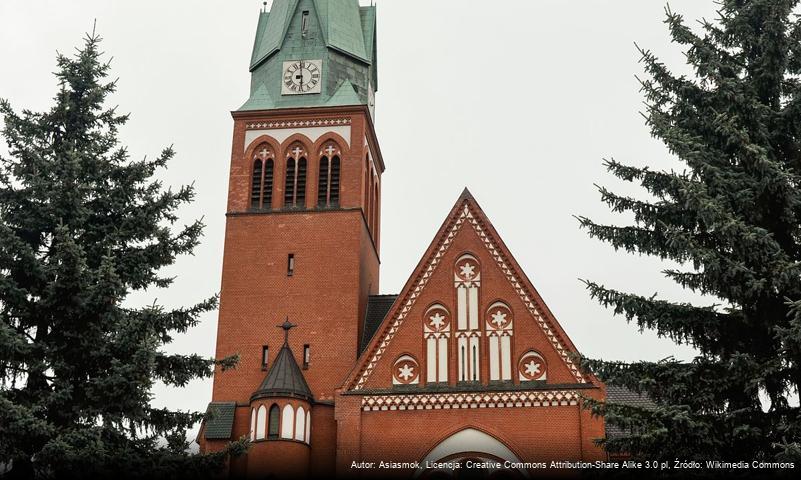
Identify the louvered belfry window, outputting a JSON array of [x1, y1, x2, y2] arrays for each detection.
[[263, 159, 274, 208], [250, 144, 274, 210], [284, 158, 296, 207], [251, 159, 263, 209], [284, 144, 308, 208], [317, 143, 342, 208], [296, 158, 307, 206], [317, 157, 329, 207]]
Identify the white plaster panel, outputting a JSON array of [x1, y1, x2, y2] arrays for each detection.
[[426, 338, 437, 382], [244, 125, 351, 152]]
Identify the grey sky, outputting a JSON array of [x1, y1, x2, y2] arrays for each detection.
[[0, 1, 722, 429]]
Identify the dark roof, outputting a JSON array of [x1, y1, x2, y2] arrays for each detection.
[[252, 342, 313, 402], [360, 295, 398, 355], [606, 384, 655, 407], [203, 402, 236, 440], [605, 385, 656, 440]]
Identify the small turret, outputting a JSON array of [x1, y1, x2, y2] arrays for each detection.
[[246, 319, 313, 478]]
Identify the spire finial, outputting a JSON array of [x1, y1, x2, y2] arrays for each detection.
[[262, 1, 267, 13], [277, 316, 297, 344]]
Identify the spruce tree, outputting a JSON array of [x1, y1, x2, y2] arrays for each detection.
[[0, 32, 243, 478], [578, 0, 801, 463]]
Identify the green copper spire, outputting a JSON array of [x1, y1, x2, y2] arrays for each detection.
[[240, 0, 377, 113]]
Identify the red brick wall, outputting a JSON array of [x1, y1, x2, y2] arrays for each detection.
[[207, 106, 384, 477], [248, 439, 310, 478], [359, 222, 578, 391]]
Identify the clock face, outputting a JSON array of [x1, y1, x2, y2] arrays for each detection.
[[281, 60, 322, 95]]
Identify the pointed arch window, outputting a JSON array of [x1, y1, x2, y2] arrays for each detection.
[[281, 404, 294, 439], [250, 144, 274, 210], [454, 254, 481, 382], [364, 154, 371, 222], [284, 144, 308, 209], [317, 143, 342, 208], [263, 159, 274, 208], [305, 410, 311, 443], [251, 159, 262, 209], [295, 406, 306, 442], [423, 304, 451, 383], [486, 301, 514, 381], [256, 405, 267, 440], [267, 404, 280, 439]]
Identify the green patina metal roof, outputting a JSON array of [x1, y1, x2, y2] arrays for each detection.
[[250, 0, 370, 71], [250, 0, 298, 70], [239, 83, 276, 110], [359, 5, 377, 89], [315, 0, 368, 63], [203, 402, 236, 440], [240, 0, 377, 112], [324, 79, 361, 106]]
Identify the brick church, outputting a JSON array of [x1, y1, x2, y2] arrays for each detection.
[[198, 1, 613, 477]]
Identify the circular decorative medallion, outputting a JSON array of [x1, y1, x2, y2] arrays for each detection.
[[393, 355, 420, 384], [485, 302, 513, 329], [425, 305, 450, 332], [454, 254, 479, 282], [518, 351, 547, 381]]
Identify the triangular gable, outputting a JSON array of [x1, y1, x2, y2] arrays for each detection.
[[324, 79, 361, 106], [250, 0, 370, 71], [250, 0, 299, 71], [238, 83, 276, 111], [344, 188, 594, 391], [320, 0, 369, 63]]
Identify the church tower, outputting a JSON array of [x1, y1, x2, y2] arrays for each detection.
[[199, 1, 381, 477]]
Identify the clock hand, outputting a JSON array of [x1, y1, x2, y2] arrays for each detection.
[[299, 60, 304, 91]]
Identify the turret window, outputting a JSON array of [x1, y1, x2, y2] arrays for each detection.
[[256, 405, 267, 440], [268, 404, 280, 439], [295, 406, 306, 441], [280, 404, 294, 439]]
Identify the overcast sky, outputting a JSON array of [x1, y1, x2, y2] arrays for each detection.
[[0, 0, 724, 432]]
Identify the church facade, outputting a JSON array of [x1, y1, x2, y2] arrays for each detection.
[[198, 1, 608, 477]]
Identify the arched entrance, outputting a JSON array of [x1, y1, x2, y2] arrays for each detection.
[[415, 429, 529, 480]]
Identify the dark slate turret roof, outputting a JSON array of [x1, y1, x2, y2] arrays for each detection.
[[252, 341, 313, 402], [360, 294, 398, 355]]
